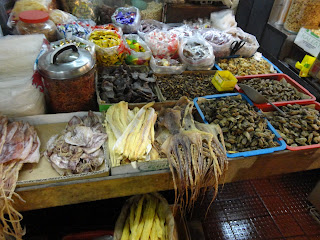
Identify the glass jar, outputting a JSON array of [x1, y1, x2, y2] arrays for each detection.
[[16, 10, 58, 42], [284, 0, 320, 33]]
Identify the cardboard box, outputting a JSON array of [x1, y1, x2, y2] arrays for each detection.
[[12, 112, 110, 187], [294, 28, 320, 57]]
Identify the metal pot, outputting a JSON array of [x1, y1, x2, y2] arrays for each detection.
[[38, 44, 97, 113]]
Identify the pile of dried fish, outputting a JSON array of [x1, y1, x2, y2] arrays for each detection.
[[240, 78, 309, 102], [155, 97, 228, 212], [266, 104, 320, 147], [44, 112, 107, 175], [99, 66, 158, 103], [156, 74, 218, 100], [0, 115, 40, 239], [103, 102, 158, 167], [199, 95, 279, 152], [218, 57, 277, 76]]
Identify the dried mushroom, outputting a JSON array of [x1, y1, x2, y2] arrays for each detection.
[[98, 66, 158, 103], [199, 95, 279, 152], [218, 57, 277, 76], [240, 78, 310, 102], [156, 74, 219, 100], [266, 104, 320, 147]]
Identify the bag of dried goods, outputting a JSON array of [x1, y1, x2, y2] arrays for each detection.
[[225, 27, 259, 57], [57, 20, 93, 39], [0, 34, 46, 117], [168, 25, 193, 41], [112, 6, 141, 33], [49, 9, 77, 25], [123, 34, 152, 65], [145, 29, 180, 59], [210, 9, 237, 31], [89, 29, 127, 66], [202, 29, 234, 58], [114, 193, 177, 240], [179, 35, 215, 70], [91, 23, 123, 36], [138, 19, 166, 41], [140, 2, 163, 21], [150, 56, 186, 74]]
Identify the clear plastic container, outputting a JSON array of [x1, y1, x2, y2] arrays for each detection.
[[16, 10, 57, 42], [284, 0, 320, 33]]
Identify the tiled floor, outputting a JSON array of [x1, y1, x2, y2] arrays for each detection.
[[191, 169, 320, 240]]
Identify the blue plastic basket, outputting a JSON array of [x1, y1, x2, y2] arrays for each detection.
[[193, 93, 286, 158], [214, 55, 283, 74]]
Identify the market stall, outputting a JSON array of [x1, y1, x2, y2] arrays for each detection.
[[1, 0, 320, 239]]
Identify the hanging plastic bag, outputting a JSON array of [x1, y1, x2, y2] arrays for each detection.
[[111, 7, 141, 33], [150, 56, 186, 74], [88, 29, 127, 66], [49, 9, 77, 25], [210, 9, 237, 31], [179, 35, 215, 70], [123, 34, 152, 65], [144, 29, 180, 59], [201, 29, 234, 58], [225, 27, 259, 57], [138, 19, 165, 41]]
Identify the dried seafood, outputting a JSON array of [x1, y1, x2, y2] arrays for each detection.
[[156, 97, 228, 213], [240, 78, 310, 102], [266, 104, 320, 147], [0, 115, 40, 239], [218, 57, 277, 76], [199, 95, 279, 152], [99, 66, 158, 103], [156, 74, 218, 100], [44, 112, 107, 175], [103, 102, 158, 167]]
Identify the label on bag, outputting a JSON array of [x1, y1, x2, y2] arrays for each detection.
[[294, 28, 320, 57]]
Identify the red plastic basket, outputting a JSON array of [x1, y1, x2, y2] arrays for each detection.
[[235, 74, 316, 108], [261, 101, 320, 151]]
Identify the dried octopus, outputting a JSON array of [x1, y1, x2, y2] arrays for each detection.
[[156, 97, 228, 213], [199, 95, 279, 152], [266, 104, 320, 147], [240, 78, 309, 102]]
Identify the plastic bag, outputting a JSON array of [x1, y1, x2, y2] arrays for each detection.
[[202, 29, 234, 58], [144, 29, 180, 59], [179, 35, 215, 70], [57, 21, 93, 39], [225, 27, 260, 57], [112, 7, 141, 33], [169, 25, 193, 41], [138, 19, 165, 41], [210, 9, 237, 31], [49, 9, 77, 25], [91, 23, 123, 36], [150, 56, 186, 74], [88, 29, 127, 66], [123, 34, 152, 65], [114, 193, 176, 240]]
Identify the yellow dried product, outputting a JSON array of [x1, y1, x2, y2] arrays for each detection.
[[284, 0, 320, 33]]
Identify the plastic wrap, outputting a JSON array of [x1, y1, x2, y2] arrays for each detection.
[[210, 9, 237, 31], [226, 27, 259, 57], [111, 7, 141, 33], [49, 9, 77, 25], [202, 29, 234, 58], [9, 0, 51, 22], [150, 56, 186, 74], [179, 35, 215, 71], [123, 34, 151, 65], [88, 29, 126, 66], [144, 29, 179, 59], [91, 23, 123, 36], [138, 19, 165, 41], [57, 21, 93, 39], [169, 25, 193, 41]]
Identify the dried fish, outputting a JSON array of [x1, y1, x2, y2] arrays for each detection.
[[156, 74, 219, 100], [199, 95, 279, 152], [267, 104, 320, 147]]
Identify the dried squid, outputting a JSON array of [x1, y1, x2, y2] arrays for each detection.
[[156, 97, 228, 213], [0, 115, 41, 239]]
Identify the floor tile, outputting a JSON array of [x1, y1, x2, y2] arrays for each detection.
[[308, 235, 320, 240], [273, 214, 305, 237], [293, 212, 320, 236], [286, 236, 309, 240], [250, 215, 283, 239], [229, 219, 260, 239], [251, 178, 278, 196], [240, 197, 269, 218], [220, 199, 249, 221], [261, 195, 290, 215], [203, 221, 235, 240], [217, 181, 257, 200]]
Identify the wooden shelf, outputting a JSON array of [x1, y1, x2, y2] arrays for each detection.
[[15, 148, 320, 212]]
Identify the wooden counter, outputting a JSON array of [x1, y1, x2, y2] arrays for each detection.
[[15, 148, 320, 212]]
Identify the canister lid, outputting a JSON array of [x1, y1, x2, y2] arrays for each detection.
[[19, 10, 49, 24], [38, 44, 95, 80]]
